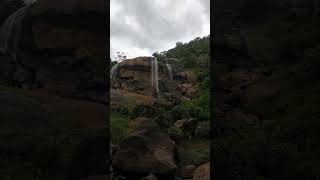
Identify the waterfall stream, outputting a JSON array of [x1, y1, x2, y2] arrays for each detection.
[[110, 63, 119, 81], [0, 6, 28, 60], [0, 0, 37, 59], [151, 57, 159, 96], [23, 0, 37, 5], [165, 58, 173, 80], [110, 57, 160, 97]]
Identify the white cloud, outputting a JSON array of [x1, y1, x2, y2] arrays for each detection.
[[110, 0, 210, 60]]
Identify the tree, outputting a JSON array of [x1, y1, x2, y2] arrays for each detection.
[[114, 51, 126, 62], [176, 42, 183, 47]]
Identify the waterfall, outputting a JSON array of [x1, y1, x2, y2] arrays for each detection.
[[165, 58, 173, 80], [0, 5, 30, 60], [151, 57, 159, 96], [154, 57, 159, 95], [23, 0, 37, 5], [110, 63, 119, 81]]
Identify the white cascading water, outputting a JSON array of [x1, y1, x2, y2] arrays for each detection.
[[110, 63, 119, 81], [0, 0, 36, 59], [165, 58, 173, 80], [151, 58, 154, 87], [151, 57, 159, 96], [23, 0, 37, 5], [154, 57, 159, 95], [0, 7, 28, 59], [0, 1, 36, 86]]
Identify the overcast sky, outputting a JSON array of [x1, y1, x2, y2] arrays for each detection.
[[110, 0, 210, 60]]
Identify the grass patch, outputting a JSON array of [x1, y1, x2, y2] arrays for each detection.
[[111, 112, 129, 144], [178, 139, 210, 166]]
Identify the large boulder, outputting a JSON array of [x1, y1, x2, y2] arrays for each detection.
[[192, 162, 210, 180], [179, 164, 196, 179], [174, 118, 199, 138], [128, 117, 151, 131], [112, 118, 177, 178], [141, 174, 158, 180]]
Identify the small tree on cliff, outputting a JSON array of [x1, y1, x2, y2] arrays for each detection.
[[152, 51, 167, 62], [114, 51, 126, 62]]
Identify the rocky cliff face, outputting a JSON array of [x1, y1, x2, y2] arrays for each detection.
[[0, 0, 108, 179], [110, 57, 198, 111]]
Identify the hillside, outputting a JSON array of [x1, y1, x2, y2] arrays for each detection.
[[110, 36, 210, 179]]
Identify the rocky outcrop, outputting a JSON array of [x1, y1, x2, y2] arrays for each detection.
[[111, 57, 166, 96], [174, 118, 199, 138], [0, 0, 107, 103], [179, 164, 196, 179], [192, 162, 210, 180], [0, 0, 108, 179], [110, 57, 197, 111], [128, 117, 152, 131], [112, 118, 177, 179], [141, 174, 158, 180]]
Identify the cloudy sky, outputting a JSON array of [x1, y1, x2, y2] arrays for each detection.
[[110, 0, 210, 60]]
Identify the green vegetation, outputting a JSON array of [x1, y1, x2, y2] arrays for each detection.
[[110, 112, 129, 144], [178, 139, 210, 166], [154, 35, 210, 68], [110, 35, 211, 175], [172, 89, 210, 122], [155, 35, 210, 122], [158, 36, 211, 167]]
